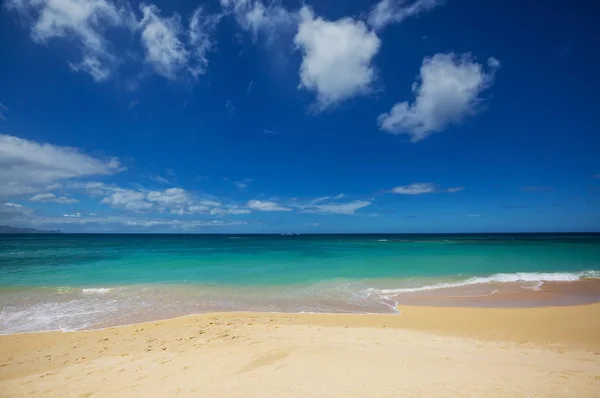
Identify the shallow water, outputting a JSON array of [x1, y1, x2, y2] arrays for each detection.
[[1, 233, 599, 333]]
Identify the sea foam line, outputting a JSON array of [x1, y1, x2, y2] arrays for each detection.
[[377, 271, 600, 295]]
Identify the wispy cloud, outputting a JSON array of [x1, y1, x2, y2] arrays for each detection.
[[293, 195, 370, 215], [7, 1, 221, 83], [0, 134, 123, 199], [391, 183, 463, 195], [0, 102, 8, 121], [522, 186, 553, 192], [368, 0, 443, 30], [302, 200, 371, 215], [7, 0, 135, 81], [220, 0, 297, 42], [500, 205, 540, 209], [225, 99, 235, 115], [467, 214, 481, 217], [29, 193, 79, 204], [234, 178, 253, 190], [63, 212, 82, 218], [247, 200, 291, 212], [128, 98, 140, 110], [262, 128, 280, 135], [392, 183, 436, 195]]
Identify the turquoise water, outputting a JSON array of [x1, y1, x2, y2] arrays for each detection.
[[1, 233, 599, 333]]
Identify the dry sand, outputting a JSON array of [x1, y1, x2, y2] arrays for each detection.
[[1, 304, 600, 397]]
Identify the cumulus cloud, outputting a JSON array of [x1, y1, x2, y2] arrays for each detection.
[[294, 6, 381, 111], [6, 0, 135, 81], [0, 134, 122, 199], [368, 0, 442, 30], [247, 200, 291, 212], [378, 53, 499, 142], [29, 193, 79, 204], [101, 189, 153, 211], [96, 185, 254, 216], [220, 0, 296, 41], [392, 183, 463, 194]]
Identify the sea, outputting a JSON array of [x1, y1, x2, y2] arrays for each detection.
[[1, 233, 599, 334]]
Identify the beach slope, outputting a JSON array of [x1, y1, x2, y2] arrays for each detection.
[[1, 305, 599, 397]]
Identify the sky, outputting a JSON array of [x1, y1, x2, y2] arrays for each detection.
[[0, 0, 599, 233]]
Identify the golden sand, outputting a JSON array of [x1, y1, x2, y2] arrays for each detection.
[[1, 304, 600, 397]]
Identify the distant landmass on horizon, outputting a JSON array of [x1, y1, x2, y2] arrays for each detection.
[[0, 225, 62, 234]]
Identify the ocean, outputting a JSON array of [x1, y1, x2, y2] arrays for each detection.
[[1, 233, 599, 334]]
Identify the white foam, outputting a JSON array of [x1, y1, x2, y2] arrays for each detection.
[[82, 288, 113, 295], [378, 271, 600, 295]]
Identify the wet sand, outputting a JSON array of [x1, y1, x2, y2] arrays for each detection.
[[391, 279, 600, 307], [1, 304, 599, 397]]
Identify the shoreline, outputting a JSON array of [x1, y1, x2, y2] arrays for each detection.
[[3, 278, 600, 335], [2, 304, 599, 397], [3, 302, 600, 349]]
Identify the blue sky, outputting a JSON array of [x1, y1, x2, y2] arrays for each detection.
[[0, 0, 599, 233]]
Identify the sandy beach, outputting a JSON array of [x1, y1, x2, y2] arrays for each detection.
[[1, 304, 599, 397]]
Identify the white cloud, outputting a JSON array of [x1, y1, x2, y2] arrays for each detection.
[[220, 0, 296, 41], [0, 134, 122, 199], [303, 200, 371, 215], [234, 178, 252, 190], [96, 185, 253, 216], [6, 0, 135, 81], [0, 202, 34, 223], [101, 189, 152, 211], [392, 183, 436, 195], [128, 98, 140, 110], [29, 193, 79, 204], [149, 174, 173, 185], [247, 199, 291, 212], [209, 207, 251, 216], [146, 187, 191, 208], [225, 99, 235, 115], [468, 214, 480, 217], [378, 53, 499, 142], [368, 0, 442, 31], [294, 6, 381, 111], [592, 174, 599, 179], [31, 214, 248, 231], [0, 103, 8, 121], [63, 212, 82, 217], [188, 6, 221, 77], [68, 55, 111, 82], [392, 183, 464, 194], [138, 4, 189, 80]]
